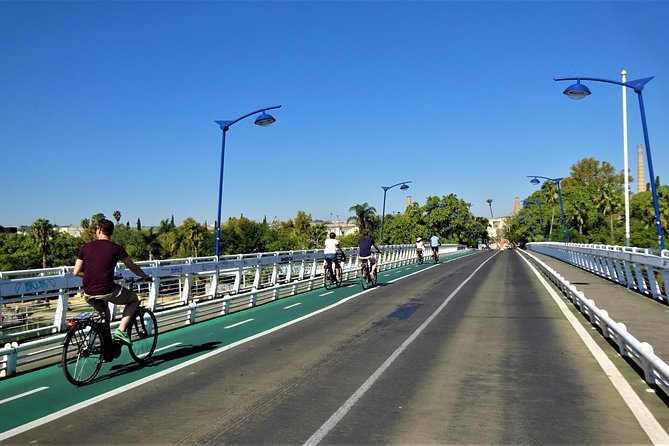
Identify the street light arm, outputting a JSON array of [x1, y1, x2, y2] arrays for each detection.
[[554, 76, 653, 93], [216, 105, 282, 130], [382, 181, 412, 192]]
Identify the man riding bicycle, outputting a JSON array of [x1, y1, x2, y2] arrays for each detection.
[[416, 236, 425, 260], [358, 229, 382, 277], [429, 234, 440, 263], [73, 219, 151, 347], [324, 232, 345, 279]]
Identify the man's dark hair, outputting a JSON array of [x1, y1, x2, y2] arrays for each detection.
[[97, 219, 115, 236], [362, 229, 369, 237], [329, 232, 336, 239]]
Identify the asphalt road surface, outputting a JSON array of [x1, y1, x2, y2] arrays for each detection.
[[3, 250, 669, 445]]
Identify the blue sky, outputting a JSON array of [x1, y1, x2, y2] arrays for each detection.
[[2, 0, 668, 228]]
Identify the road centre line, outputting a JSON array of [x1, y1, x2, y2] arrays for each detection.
[[303, 251, 498, 446], [224, 319, 254, 329], [0, 387, 48, 405], [284, 303, 302, 309], [517, 250, 669, 445], [0, 254, 472, 441]]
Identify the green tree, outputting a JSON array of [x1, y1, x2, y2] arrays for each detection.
[[113, 210, 122, 224], [30, 218, 54, 268], [0, 233, 40, 271], [347, 203, 377, 233]]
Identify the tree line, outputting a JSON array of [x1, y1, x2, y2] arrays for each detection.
[[504, 157, 669, 249], [1, 193, 485, 272]]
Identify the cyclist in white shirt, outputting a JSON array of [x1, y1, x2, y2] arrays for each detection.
[[324, 232, 344, 279]]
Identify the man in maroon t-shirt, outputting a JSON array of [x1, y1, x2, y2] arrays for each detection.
[[73, 219, 151, 346]]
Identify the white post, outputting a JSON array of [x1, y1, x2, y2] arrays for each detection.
[[622, 69, 631, 247]]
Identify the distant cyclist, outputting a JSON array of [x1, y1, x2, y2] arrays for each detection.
[[416, 236, 425, 262], [429, 234, 440, 263], [324, 232, 345, 279], [358, 229, 382, 277]]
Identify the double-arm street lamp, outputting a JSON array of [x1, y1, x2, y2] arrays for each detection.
[[554, 75, 664, 250], [528, 175, 568, 243], [380, 181, 411, 246], [214, 105, 282, 257], [523, 200, 544, 240]]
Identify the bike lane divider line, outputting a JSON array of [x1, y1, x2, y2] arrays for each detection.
[[320, 291, 334, 297], [154, 343, 181, 354], [284, 303, 302, 309], [224, 319, 254, 329], [0, 387, 48, 405]]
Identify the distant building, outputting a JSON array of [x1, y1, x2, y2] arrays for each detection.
[[487, 216, 509, 249], [325, 221, 359, 237], [55, 225, 83, 237]]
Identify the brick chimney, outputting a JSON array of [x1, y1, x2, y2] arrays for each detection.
[[637, 144, 646, 192], [513, 197, 521, 216], [406, 195, 412, 207]]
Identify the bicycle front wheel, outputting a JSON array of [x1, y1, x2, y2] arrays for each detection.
[[128, 308, 158, 364], [335, 268, 343, 287], [361, 267, 372, 289], [62, 324, 105, 386]]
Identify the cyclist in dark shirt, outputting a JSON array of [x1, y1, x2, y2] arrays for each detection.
[[73, 219, 151, 346], [358, 229, 382, 277]]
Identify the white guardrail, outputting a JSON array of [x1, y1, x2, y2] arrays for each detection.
[[0, 244, 466, 378], [527, 242, 669, 303], [523, 243, 669, 395]]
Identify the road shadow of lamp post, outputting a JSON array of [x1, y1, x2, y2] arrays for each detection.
[[214, 106, 282, 257], [528, 176, 568, 243], [380, 181, 411, 246], [555, 75, 664, 251]]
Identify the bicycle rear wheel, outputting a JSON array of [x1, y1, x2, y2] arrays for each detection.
[[324, 267, 334, 290], [361, 266, 372, 289], [128, 308, 158, 364], [62, 323, 105, 386], [335, 267, 343, 287]]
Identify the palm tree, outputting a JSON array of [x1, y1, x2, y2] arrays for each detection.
[[486, 199, 494, 218], [113, 210, 122, 224], [30, 218, 54, 268], [542, 181, 559, 240], [595, 186, 622, 244], [347, 203, 377, 232], [182, 218, 207, 257]]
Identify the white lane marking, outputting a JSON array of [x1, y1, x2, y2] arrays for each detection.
[[154, 343, 181, 353], [303, 251, 498, 446], [0, 252, 480, 441], [27, 346, 60, 357], [224, 319, 254, 329], [0, 387, 49, 405], [518, 251, 669, 445], [320, 291, 334, 296], [284, 303, 302, 309]]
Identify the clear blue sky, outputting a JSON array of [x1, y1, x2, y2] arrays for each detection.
[[2, 0, 668, 228]]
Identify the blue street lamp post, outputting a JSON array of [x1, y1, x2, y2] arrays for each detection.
[[555, 76, 664, 251], [528, 176, 568, 243], [380, 181, 411, 246], [523, 200, 544, 240], [214, 106, 281, 257]]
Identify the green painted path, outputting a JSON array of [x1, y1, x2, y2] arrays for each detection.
[[0, 252, 473, 439]]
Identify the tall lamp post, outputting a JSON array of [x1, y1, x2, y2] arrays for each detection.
[[523, 200, 544, 240], [214, 105, 282, 257], [380, 181, 411, 246], [486, 198, 494, 218], [555, 75, 664, 251], [528, 175, 568, 243]]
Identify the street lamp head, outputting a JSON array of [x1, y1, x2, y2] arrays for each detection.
[[400, 183, 410, 191], [563, 81, 591, 100], [530, 177, 540, 185], [254, 112, 277, 127]]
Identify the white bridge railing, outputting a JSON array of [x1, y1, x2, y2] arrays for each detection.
[[0, 244, 466, 377], [521, 248, 669, 396], [527, 242, 669, 303]]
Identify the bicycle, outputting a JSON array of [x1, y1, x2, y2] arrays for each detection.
[[417, 249, 424, 264], [432, 247, 439, 264], [360, 257, 378, 289], [323, 253, 345, 290], [61, 277, 158, 386]]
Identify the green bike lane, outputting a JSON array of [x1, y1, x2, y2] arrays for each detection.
[[0, 251, 474, 439]]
